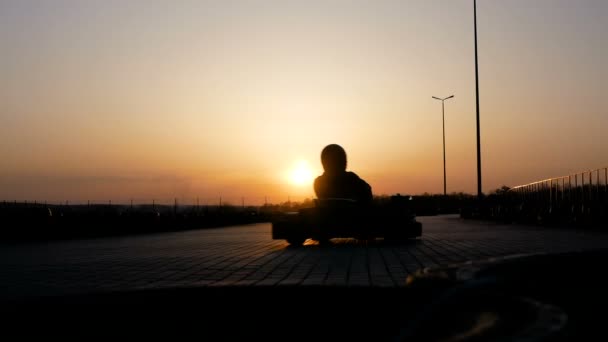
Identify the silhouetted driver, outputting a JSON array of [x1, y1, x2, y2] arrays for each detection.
[[313, 144, 373, 204]]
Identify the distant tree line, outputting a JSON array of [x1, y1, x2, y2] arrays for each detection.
[[10, 185, 595, 242]]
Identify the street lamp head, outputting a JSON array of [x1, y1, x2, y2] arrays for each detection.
[[433, 95, 454, 101]]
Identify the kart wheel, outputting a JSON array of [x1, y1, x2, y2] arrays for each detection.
[[286, 237, 305, 246], [317, 238, 332, 246], [384, 234, 410, 244]]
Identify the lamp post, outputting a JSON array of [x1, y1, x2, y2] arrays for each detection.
[[432, 95, 454, 196], [474, 0, 482, 199]]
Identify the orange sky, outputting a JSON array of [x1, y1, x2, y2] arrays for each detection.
[[1, 1, 606, 205]]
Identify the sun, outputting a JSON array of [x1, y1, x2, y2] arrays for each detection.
[[289, 160, 314, 186]]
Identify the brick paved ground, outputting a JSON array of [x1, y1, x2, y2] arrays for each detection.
[[2, 215, 608, 300]]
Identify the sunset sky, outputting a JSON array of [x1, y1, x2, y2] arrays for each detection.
[[1, 0, 606, 205]]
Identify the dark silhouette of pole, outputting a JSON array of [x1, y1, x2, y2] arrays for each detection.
[[474, 0, 482, 199], [432, 95, 454, 196]]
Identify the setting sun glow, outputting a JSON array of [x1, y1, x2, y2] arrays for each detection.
[[289, 161, 314, 186]]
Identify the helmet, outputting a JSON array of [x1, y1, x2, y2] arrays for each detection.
[[321, 144, 347, 173]]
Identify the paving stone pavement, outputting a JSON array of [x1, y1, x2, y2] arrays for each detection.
[[2, 215, 608, 300]]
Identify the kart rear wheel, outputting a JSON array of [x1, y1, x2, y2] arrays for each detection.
[[316, 238, 332, 246], [286, 237, 305, 246]]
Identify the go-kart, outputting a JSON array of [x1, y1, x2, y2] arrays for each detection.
[[272, 195, 422, 245]]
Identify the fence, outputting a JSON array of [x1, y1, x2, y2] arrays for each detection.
[[503, 167, 608, 225], [0, 194, 323, 241], [0, 195, 314, 209]]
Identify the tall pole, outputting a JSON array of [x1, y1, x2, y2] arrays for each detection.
[[433, 95, 453, 196], [474, 0, 482, 199], [442, 100, 446, 196]]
